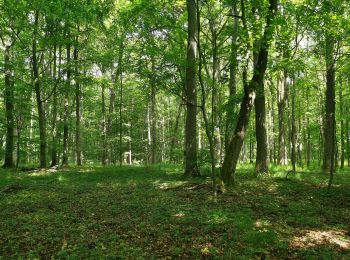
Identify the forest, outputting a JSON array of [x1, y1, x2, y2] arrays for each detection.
[[1, 0, 350, 258]]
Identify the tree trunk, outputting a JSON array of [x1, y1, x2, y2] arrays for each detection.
[[170, 104, 182, 163], [221, 0, 277, 186], [151, 56, 157, 164], [184, 0, 199, 176], [254, 82, 268, 174], [278, 72, 289, 165], [225, 2, 239, 150], [291, 79, 297, 172], [74, 38, 82, 166], [339, 80, 345, 169], [62, 40, 70, 166], [118, 44, 124, 167], [32, 11, 47, 168], [3, 45, 15, 168], [323, 35, 336, 172], [101, 81, 107, 166], [50, 44, 60, 167]]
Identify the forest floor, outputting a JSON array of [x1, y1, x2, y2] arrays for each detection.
[[0, 164, 350, 259]]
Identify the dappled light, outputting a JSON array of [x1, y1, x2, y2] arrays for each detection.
[[291, 230, 350, 250], [1, 0, 350, 258]]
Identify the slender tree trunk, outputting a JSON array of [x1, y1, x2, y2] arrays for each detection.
[[291, 79, 297, 172], [62, 40, 70, 166], [197, 4, 216, 195], [278, 72, 289, 165], [3, 45, 15, 168], [101, 82, 107, 166], [50, 45, 60, 167], [32, 11, 47, 168], [170, 104, 182, 162], [107, 73, 116, 164], [323, 36, 336, 173], [184, 0, 199, 176], [339, 80, 345, 169], [151, 56, 157, 164], [74, 38, 82, 166], [118, 44, 124, 167], [221, 0, 277, 186], [210, 24, 221, 167]]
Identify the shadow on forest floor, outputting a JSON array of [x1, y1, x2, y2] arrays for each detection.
[[0, 164, 349, 259]]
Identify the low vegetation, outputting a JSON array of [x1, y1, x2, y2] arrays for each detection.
[[1, 165, 349, 259]]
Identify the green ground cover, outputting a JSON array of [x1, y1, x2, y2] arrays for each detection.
[[1, 165, 349, 259]]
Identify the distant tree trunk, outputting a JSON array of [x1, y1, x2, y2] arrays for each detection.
[[151, 56, 157, 164], [62, 40, 70, 166], [278, 72, 289, 165], [291, 79, 297, 172], [170, 104, 182, 162], [101, 81, 107, 166], [197, 3, 216, 195], [32, 11, 47, 168], [3, 45, 15, 168], [210, 21, 221, 167], [339, 80, 345, 169], [74, 38, 82, 166], [184, 0, 199, 176], [50, 44, 60, 167], [107, 73, 116, 164], [221, 0, 277, 186], [118, 43, 124, 167], [346, 114, 350, 167], [323, 36, 336, 173]]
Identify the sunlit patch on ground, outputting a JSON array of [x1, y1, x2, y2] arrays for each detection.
[[173, 211, 185, 218], [290, 230, 350, 249]]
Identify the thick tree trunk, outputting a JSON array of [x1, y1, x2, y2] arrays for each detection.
[[184, 0, 199, 176], [225, 2, 239, 150], [74, 40, 82, 166], [323, 36, 336, 172], [254, 83, 268, 174], [221, 0, 277, 186], [3, 45, 15, 168]]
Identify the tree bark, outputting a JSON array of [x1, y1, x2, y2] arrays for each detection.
[[151, 56, 157, 164], [74, 38, 82, 166], [278, 72, 289, 165], [3, 45, 15, 168], [221, 0, 277, 186], [339, 80, 345, 169], [254, 81, 269, 174], [32, 11, 47, 168], [323, 35, 336, 172], [184, 0, 199, 176], [101, 81, 107, 166], [50, 44, 60, 167], [62, 39, 70, 166]]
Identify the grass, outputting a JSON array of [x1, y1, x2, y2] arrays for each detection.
[[0, 164, 349, 259]]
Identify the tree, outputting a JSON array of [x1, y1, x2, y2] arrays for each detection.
[[184, 0, 199, 176]]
